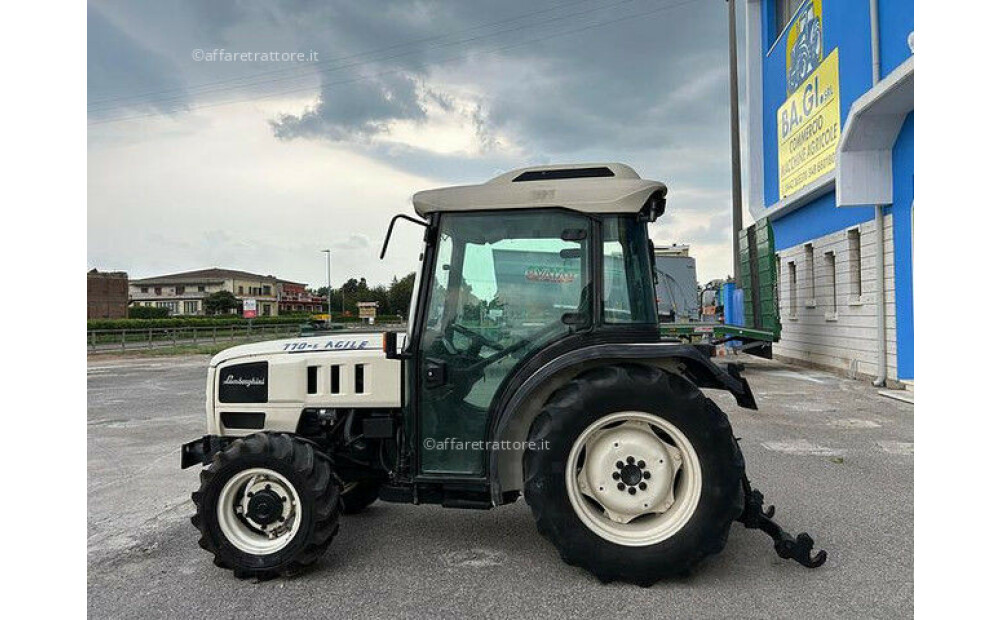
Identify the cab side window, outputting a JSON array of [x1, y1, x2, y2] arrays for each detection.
[[602, 217, 656, 324]]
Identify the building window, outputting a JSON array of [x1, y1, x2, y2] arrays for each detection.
[[140, 286, 148, 293], [263, 285, 271, 295], [262, 304, 272, 317], [154, 287, 162, 295], [175, 286, 185, 295], [238, 286, 244, 295], [804, 243, 816, 306], [848, 228, 862, 302], [824, 251, 837, 319], [787, 261, 797, 317], [776, 0, 798, 37], [183, 301, 199, 315], [198, 285, 206, 292]]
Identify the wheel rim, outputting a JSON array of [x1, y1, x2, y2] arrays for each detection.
[[565, 411, 702, 547], [216, 467, 302, 555]]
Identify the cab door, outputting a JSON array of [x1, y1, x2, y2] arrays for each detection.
[[416, 210, 592, 477]]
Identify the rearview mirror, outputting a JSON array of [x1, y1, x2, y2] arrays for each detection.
[[380, 213, 429, 259]]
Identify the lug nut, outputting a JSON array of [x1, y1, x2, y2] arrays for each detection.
[[617, 482, 626, 491], [628, 487, 637, 495], [643, 471, 651, 480], [637, 460, 646, 468], [612, 472, 620, 480], [639, 482, 647, 491], [626, 456, 635, 465], [616, 461, 624, 469]]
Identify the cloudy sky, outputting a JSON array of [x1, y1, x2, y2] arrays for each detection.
[[88, 0, 748, 289]]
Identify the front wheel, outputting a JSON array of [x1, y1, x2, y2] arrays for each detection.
[[523, 364, 744, 585], [190, 433, 341, 579]]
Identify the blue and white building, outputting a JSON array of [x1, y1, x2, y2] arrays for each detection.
[[742, 0, 913, 385]]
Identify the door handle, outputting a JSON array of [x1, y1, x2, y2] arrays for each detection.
[[424, 359, 446, 389]]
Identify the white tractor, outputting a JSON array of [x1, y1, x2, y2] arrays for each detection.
[[182, 163, 826, 584]]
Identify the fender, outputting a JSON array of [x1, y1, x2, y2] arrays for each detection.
[[486, 342, 757, 504]]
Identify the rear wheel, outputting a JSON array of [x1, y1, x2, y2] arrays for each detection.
[[523, 364, 744, 585], [190, 433, 341, 579]]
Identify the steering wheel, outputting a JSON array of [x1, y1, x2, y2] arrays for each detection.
[[449, 323, 507, 352], [427, 318, 573, 403], [459, 319, 569, 375]]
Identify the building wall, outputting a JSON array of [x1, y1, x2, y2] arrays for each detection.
[[230, 278, 277, 317], [88, 271, 129, 319], [130, 281, 225, 316], [775, 213, 896, 381], [878, 0, 914, 79], [889, 112, 914, 380], [748, 0, 913, 381]]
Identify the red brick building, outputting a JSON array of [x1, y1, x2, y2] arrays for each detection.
[[87, 269, 129, 319], [278, 280, 325, 314]]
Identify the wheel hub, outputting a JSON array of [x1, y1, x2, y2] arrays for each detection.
[[571, 416, 696, 538], [618, 461, 645, 487], [246, 487, 285, 526], [218, 468, 301, 554]]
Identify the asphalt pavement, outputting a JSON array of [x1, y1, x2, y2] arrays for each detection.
[[88, 353, 913, 619]]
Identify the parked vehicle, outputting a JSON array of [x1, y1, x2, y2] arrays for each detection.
[[182, 163, 825, 584]]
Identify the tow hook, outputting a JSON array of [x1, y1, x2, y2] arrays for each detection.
[[737, 476, 828, 568]]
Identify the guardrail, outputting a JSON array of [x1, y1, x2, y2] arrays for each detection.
[[86, 322, 405, 353]]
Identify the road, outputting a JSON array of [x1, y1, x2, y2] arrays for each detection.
[[88, 353, 913, 619]]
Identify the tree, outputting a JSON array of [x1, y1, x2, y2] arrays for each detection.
[[387, 273, 416, 317], [204, 290, 240, 315]]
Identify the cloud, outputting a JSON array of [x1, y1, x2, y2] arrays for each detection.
[[271, 72, 428, 141], [89, 0, 749, 283], [87, 4, 189, 116], [332, 233, 372, 251]]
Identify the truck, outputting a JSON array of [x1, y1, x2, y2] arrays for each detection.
[[181, 163, 825, 585]]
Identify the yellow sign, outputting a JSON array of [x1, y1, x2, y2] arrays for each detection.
[[777, 48, 840, 199]]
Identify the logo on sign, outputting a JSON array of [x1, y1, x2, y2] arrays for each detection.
[[524, 266, 576, 284], [223, 375, 265, 387], [786, 0, 824, 95], [243, 298, 258, 319]]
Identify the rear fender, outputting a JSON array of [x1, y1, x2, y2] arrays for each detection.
[[487, 343, 756, 504]]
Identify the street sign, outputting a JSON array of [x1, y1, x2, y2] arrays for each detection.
[[357, 301, 378, 324], [243, 298, 258, 319]]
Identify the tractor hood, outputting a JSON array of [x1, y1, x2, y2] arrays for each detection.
[[209, 332, 385, 368]]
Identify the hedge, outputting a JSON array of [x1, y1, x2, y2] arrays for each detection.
[[128, 306, 170, 319], [88, 315, 307, 330], [87, 313, 404, 331]]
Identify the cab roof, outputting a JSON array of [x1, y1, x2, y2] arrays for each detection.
[[412, 163, 667, 219]]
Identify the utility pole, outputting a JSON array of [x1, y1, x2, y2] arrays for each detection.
[[727, 0, 744, 283], [322, 249, 332, 321]]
